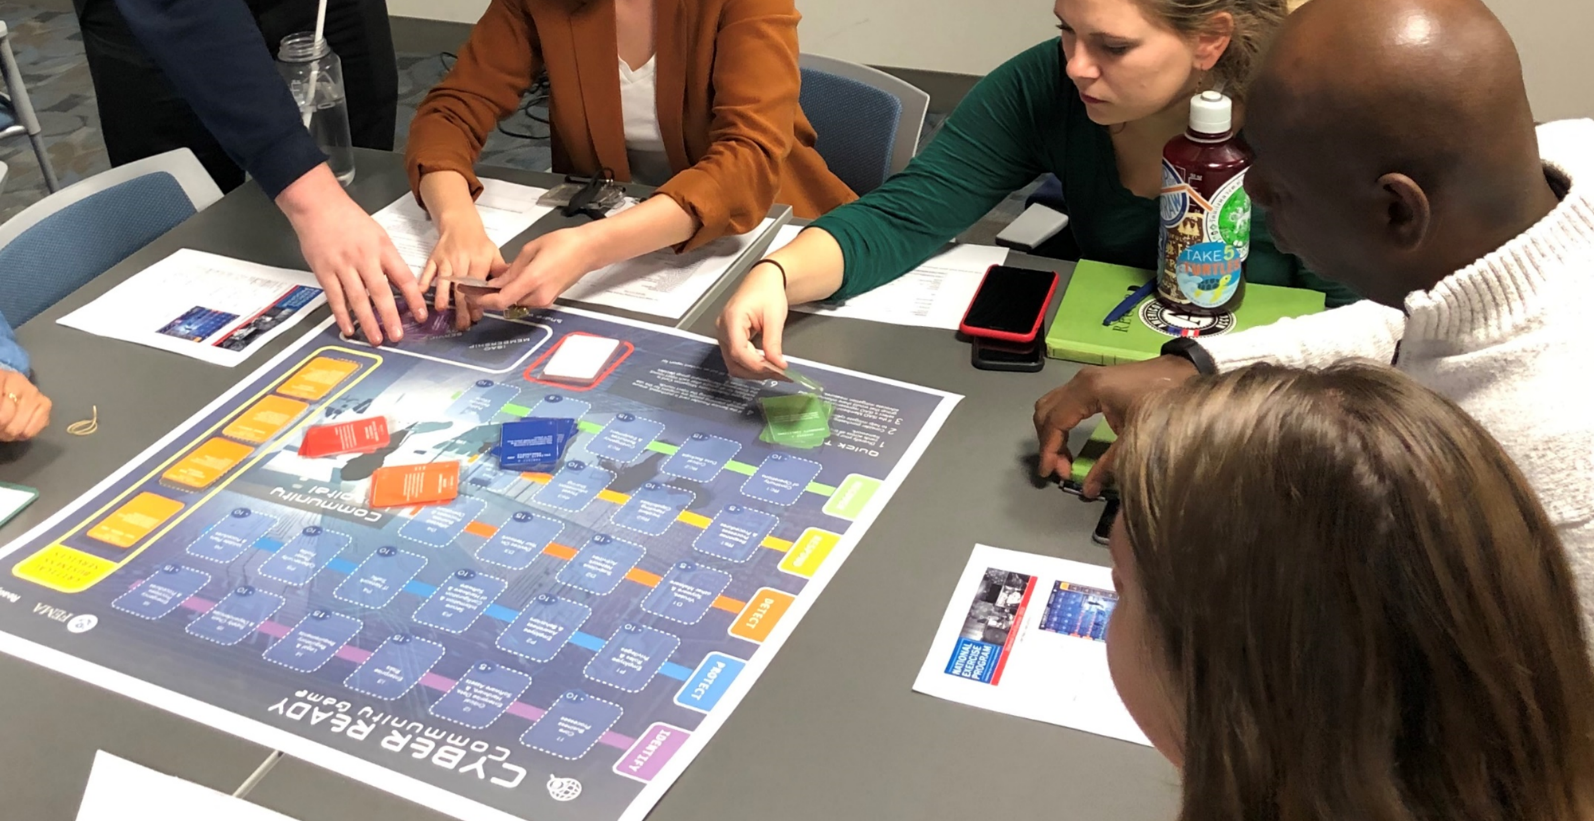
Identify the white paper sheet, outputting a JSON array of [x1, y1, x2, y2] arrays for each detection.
[[57, 249, 326, 367], [913, 544, 1151, 746], [371, 178, 554, 274], [776, 225, 1010, 329], [559, 218, 778, 319], [76, 751, 301, 821], [0, 484, 34, 526]]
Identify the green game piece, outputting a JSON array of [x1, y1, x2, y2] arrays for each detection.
[[758, 393, 833, 450], [779, 366, 824, 393]]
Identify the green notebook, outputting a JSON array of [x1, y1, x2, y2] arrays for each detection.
[[1045, 261, 1327, 365]]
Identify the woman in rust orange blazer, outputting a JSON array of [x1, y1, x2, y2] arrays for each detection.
[[405, 0, 856, 316]]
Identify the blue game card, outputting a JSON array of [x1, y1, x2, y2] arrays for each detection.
[[428, 660, 532, 730], [694, 505, 779, 563], [257, 526, 351, 586], [585, 413, 665, 465], [475, 511, 564, 570], [520, 690, 623, 760], [447, 379, 521, 425], [495, 594, 591, 662], [661, 433, 742, 482], [397, 495, 487, 549], [583, 623, 681, 693], [412, 569, 507, 634], [185, 586, 285, 646], [333, 546, 428, 608], [640, 561, 733, 625], [555, 534, 645, 595], [186, 507, 277, 564], [741, 453, 823, 507], [498, 417, 577, 469], [262, 609, 363, 673], [534, 460, 615, 513], [609, 482, 694, 537], [344, 634, 446, 700], [113, 564, 211, 621], [527, 394, 589, 422]]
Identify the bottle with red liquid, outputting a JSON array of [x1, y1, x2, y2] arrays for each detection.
[[1156, 90, 1252, 315]]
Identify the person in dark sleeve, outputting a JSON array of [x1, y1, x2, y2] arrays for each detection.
[[71, 0, 424, 346], [74, 0, 397, 189]]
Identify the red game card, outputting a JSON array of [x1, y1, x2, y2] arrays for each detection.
[[369, 462, 459, 507], [299, 417, 390, 458]]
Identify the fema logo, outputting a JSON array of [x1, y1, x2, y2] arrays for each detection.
[[1139, 300, 1236, 338], [1159, 160, 1187, 229]]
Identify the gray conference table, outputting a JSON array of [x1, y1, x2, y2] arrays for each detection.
[[0, 149, 1178, 820]]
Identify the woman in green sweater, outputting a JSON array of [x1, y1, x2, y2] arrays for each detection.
[[717, 0, 1356, 377]]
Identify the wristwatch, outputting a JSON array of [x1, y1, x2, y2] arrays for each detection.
[[1160, 337, 1218, 375]]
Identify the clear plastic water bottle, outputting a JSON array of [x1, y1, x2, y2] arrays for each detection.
[[276, 33, 356, 186]]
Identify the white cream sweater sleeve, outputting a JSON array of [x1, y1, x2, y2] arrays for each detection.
[[1195, 299, 1405, 372]]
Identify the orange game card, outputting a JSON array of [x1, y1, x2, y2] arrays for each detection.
[[278, 356, 360, 401], [299, 416, 389, 458], [87, 492, 185, 548], [370, 462, 460, 507], [161, 438, 255, 490], [223, 395, 309, 445]]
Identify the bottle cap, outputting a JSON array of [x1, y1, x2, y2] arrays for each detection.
[[1189, 90, 1232, 136]]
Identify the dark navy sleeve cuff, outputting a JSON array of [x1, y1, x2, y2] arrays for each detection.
[[251, 132, 328, 200]]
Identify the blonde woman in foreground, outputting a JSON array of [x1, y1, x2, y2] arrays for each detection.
[[1106, 362, 1594, 820]]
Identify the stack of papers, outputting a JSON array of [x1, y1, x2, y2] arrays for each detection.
[[561, 218, 779, 319], [774, 225, 1011, 329], [57, 249, 326, 367], [378, 184, 776, 321], [371, 178, 555, 275]]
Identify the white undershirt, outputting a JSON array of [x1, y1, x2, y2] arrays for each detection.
[[618, 55, 673, 186]]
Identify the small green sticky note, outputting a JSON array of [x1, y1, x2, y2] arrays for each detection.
[[759, 394, 833, 450]]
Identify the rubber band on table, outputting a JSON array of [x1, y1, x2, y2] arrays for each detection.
[[68, 405, 98, 436]]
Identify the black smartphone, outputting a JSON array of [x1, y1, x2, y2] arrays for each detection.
[[972, 338, 1045, 372], [959, 266, 1059, 345], [1092, 498, 1120, 546]]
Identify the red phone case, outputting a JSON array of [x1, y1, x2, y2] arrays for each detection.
[[958, 265, 1059, 344]]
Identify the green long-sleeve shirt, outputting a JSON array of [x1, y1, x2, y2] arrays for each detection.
[[812, 40, 1359, 307]]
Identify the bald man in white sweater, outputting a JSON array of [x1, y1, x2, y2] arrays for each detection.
[[1033, 0, 1594, 627]]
